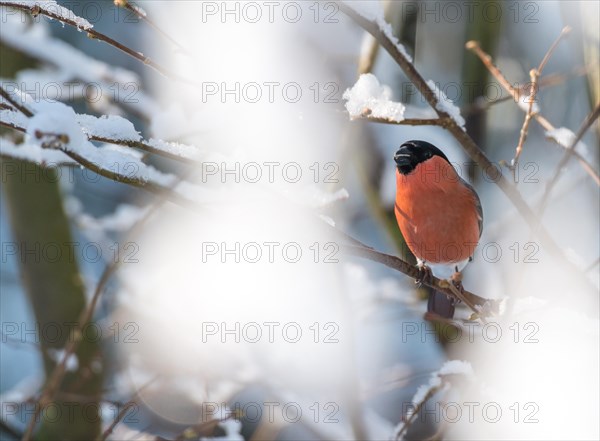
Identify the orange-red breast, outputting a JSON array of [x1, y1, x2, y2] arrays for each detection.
[[393, 140, 483, 318]]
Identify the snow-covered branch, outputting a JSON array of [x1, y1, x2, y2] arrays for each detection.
[[392, 360, 474, 440], [0, 95, 206, 209], [0, 0, 179, 79]]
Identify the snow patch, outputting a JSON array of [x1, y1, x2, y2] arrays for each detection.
[[343, 74, 405, 122], [377, 18, 412, 63], [392, 359, 474, 440], [26, 100, 87, 150], [546, 127, 590, 158], [0, 108, 30, 129], [301, 186, 349, 209], [147, 138, 203, 160], [78, 204, 150, 232], [0, 137, 76, 164], [426, 80, 465, 129], [6, 0, 93, 30], [439, 359, 474, 376], [77, 114, 141, 142], [47, 348, 79, 372]]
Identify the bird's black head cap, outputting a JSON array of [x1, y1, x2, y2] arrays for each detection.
[[394, 140, 450, 175]]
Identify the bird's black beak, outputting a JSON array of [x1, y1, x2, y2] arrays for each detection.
[[394, 146, 415, 174], [394, 151, 411, 166]]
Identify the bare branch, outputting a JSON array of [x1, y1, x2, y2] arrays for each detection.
[[537, 26, 572, 74], [466, 39, 600, 186], [22, 266, 114, 440], [97, 376, 159, 441], [584, 257, 600, 274], [114, 0, 190, 56], [0, 419, 21, 440], [511, 27, 571, 179], [465, 41, 520, 99], [392, 384, 444, 440], [537, 102, 600, 217], [461, 66, 591, 117], [0, 87, 33, 117], [512, 68, 539, 179]]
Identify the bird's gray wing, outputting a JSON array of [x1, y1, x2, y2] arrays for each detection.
[[460, 177, 483, 238]]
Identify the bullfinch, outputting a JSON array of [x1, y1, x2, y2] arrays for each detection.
[[393, 140, 483, 319]]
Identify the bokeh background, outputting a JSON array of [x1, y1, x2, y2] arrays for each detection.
[[1, 1, 598, 440]]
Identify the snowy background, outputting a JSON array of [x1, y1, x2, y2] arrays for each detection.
[[1, 1, 598, 440]]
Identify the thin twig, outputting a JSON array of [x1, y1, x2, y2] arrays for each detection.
[[0, 2, 184, 81], [97, 376, 159, 441], [0, 419, 21, 440], [461, 65, 591, 117], [536, 113, 599, 184], [0, 119, 24, 134], [354, 116, 453, 127], [87, 136, 200, 163], [444, 281, 486, 322], [512, 68, 539, 180], [537, 26, 572, 74], [21, 267, 114, 440], [0, 86, 33, 117], [62, 148, 195, 208], [465, 41, 519, 99], [537, 102, 600, 217], [21, 168, 193, 441], [584, 257, 600, 273], [103, 402, 135, 437], [339, 3, 598, 296], [511, 27, 571, 180], [393, 385, 444, 440], [114, 0, 190, 56], [466, 40, 600, 186]]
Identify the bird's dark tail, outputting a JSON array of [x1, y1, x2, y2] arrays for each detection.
[[427, 290, 456, 319]]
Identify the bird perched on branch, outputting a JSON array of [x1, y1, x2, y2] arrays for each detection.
[[393, 140, 483, 319]]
